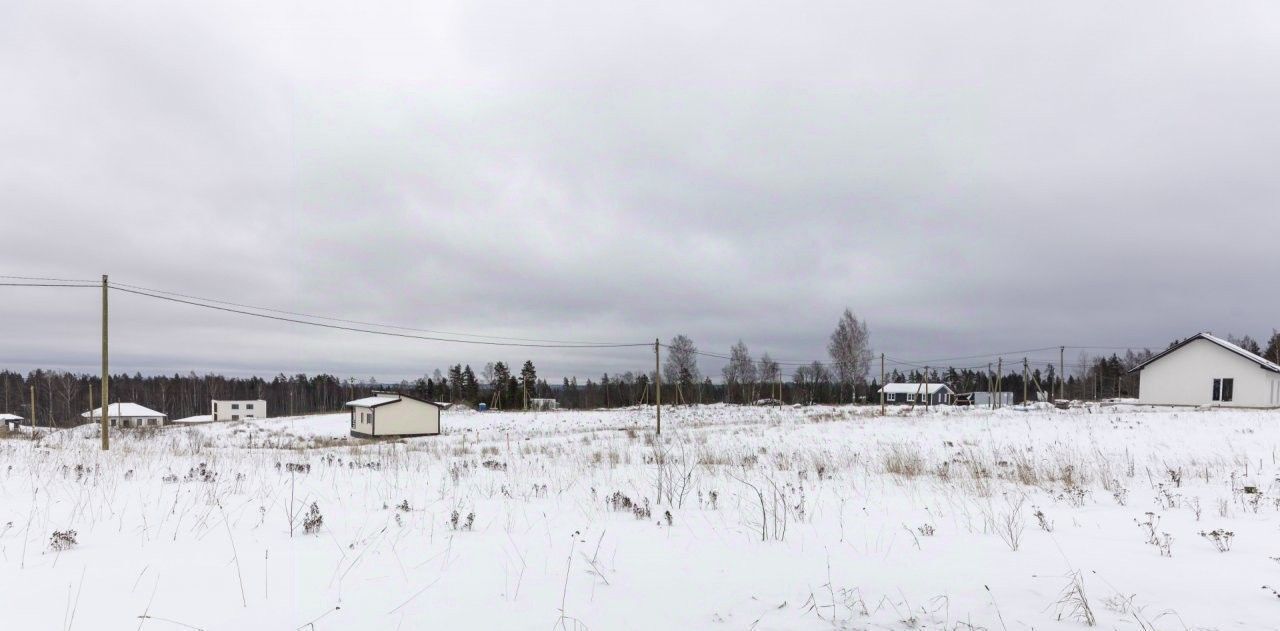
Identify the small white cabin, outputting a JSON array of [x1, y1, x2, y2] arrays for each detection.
[[345, 392, 442, 438], [529, 398, 558, 411], [82, 403, 167, 428], [1, 413, 22, 431], [1129, 332, 1280, 408], [212, 399, 266, 421], [968, 391, 1015, 407], [880, 383, 954, 405]]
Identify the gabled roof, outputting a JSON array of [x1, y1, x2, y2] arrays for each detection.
[[346, 392, 445, 409], [0, 413, 22, 421], [346, 395, 401, 408], [81, 403, 167, 418], [880, 382, 953, 394], [1128, 332, 1280, 374]]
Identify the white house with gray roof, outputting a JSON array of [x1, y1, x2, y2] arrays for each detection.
[[81, 403, 168, 428], [345, 392, 442, 438], [1128, 332, 1280, 408]]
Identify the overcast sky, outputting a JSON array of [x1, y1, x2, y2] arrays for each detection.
[[2, 0, 1278, 382]]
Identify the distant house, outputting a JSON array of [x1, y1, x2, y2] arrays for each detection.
[[880, 383, 954, 406], [81, 403, 167, 428], [529, 398, 558, 411], [212, 399, 266, 421], [1128, 332, 1280, 408], [967, 391, 1015, 408], [345, 392, 442, 438], [1, 413, 22, 431]]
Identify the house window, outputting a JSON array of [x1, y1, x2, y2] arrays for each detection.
[[246, 404, 254, 409], [232, 415, 239, 421], [232, 404, 239, 410], [1212, 378, 1235, 402]]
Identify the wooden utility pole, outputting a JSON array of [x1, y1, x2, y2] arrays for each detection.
[[30, 385, 35, 438], [996, 358, 1003, 409], [880, 353, 885, 416], [654, 338, 662, 435], [924, 366, 931, 411], [1022, 358, 1029, 405], [1059, 346, 1065, 401], [101, 274, 109, 450], [988, 363, 994, 410]]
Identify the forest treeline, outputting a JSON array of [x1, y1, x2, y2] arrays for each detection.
[[4, 319, 1276, 427]]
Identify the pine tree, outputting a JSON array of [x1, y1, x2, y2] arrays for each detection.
[[462, 365, 479, 402], [447, 365, 463, 402], [520, 361, 537, 408]]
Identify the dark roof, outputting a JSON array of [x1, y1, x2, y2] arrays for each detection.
[[1127, 332, 1280, 374]]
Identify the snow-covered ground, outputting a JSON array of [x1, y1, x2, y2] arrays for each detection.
[[1, 404, 1278, 629]]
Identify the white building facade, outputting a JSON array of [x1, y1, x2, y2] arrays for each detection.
[[1130, 333, 1280, 408], [345, 392, 442, 438], [212, 399, 267, 421], [82, 403, 168, 428]]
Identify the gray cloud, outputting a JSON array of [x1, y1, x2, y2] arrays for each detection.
[[2, 0, 1278, 381]]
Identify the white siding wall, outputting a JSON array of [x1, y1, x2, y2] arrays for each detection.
[[350, 399, 440, 436], [371, 399, 440, 436], [212, 400, 267, 421], [1137, 339, 1280, 407], [351, 407, 376, 433]]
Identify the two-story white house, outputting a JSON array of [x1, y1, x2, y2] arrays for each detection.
[[1128, 332, 1280, 408], [212, 399, 267, 421]]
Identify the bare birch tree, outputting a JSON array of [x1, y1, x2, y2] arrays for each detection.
[[758, 353, 781, 400], [827, 308, 872, 403], [722, 340, 756, 403], [663, 334, 701, 405]]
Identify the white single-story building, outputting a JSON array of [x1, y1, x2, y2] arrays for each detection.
[[967, 391, 1015, 407], [880, 383, 955, 405], [345, 392, 442, 438], [212, 399, 266, 421], [1, 413, 22, 430], [1129, 332, 1280, 408], [529, 398, 559, 411], [82, 403, 168, 428]]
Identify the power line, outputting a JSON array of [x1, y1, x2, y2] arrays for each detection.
[[108, 280, 637, 347], [0, 275, 98, 283], [110, 285, 652, 349], [0, 282, 98, 288]]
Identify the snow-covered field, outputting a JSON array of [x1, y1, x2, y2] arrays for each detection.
[[1, 404, 1278, 630]]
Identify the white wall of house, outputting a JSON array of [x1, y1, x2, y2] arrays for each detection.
[[350, 398, 440, 437], [372, 399, 440, 436], [351, 406, 376, 434], [1137, 338, 1280, 407], [212, 400, 267, 421], [106, 416, 165, 428]]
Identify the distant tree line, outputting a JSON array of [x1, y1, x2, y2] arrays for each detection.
[[6, 325, 1275, 425]]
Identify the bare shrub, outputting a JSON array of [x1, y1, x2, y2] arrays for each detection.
[[1052, 571, 1096, 626], [1199, 529, 1233, 552], [882, 443, 925, 478], [302, 503, 324, 535], [49, 529, 78, 551], [985, 493, 1026, 551]]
